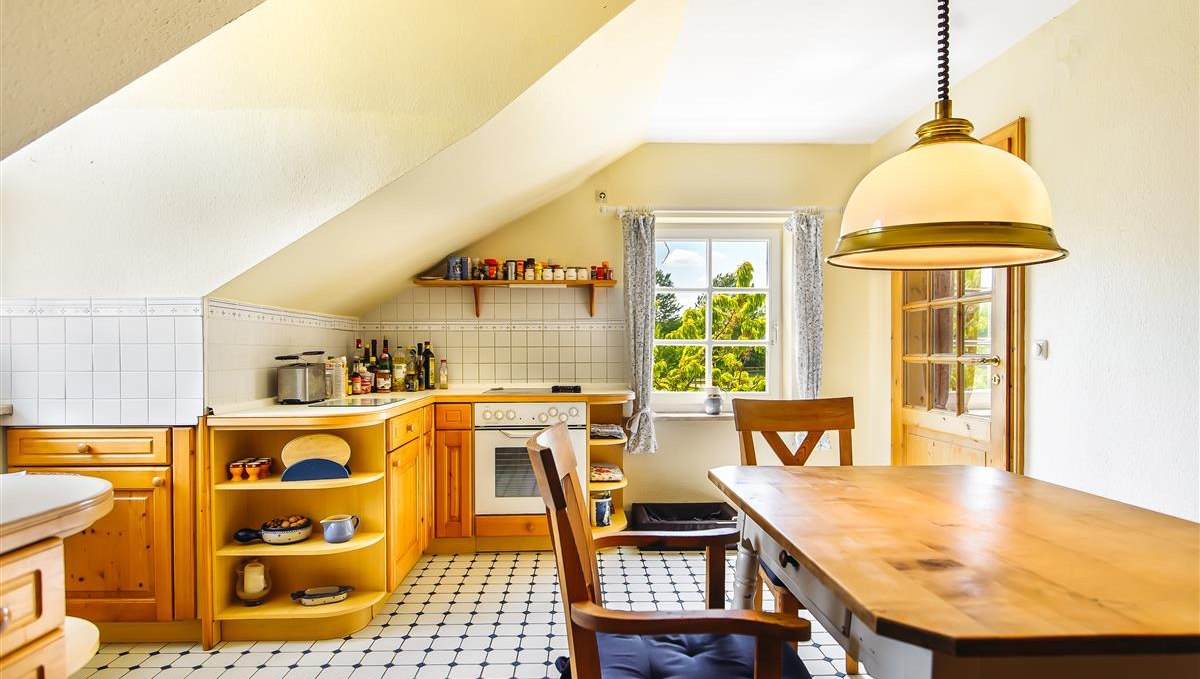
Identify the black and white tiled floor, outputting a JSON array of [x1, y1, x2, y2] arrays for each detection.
[[76, 550, 870, 679]]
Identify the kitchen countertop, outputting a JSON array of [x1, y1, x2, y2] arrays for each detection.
[[207, 383, 634, 425], [0, 471, 114, 553]]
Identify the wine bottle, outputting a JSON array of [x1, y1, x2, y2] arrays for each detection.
[[423, 341, 435, 389], [415, 342, 426, 391], [376, 340, 393, 392], [406, 347, 419, 391]]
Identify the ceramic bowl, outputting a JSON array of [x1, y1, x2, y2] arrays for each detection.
[[234, 516, 313, 545]]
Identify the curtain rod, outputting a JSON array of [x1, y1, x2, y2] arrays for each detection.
[[597, 205, 843, 216]]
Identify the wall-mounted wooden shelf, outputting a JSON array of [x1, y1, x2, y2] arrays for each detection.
[[413, 278, 617, 317]]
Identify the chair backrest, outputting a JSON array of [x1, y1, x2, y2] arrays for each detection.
[[527, 422, 603, 678], [732, 397, 855, 467]]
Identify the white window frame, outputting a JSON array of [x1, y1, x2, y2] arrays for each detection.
[[652, 225, 782, 411]]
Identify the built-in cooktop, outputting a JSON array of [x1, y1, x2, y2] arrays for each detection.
[[483, 385, 581, 395], [309, 395, 410, 407]]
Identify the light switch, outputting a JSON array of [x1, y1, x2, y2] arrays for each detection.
[[1033, 340, 1049, 360]]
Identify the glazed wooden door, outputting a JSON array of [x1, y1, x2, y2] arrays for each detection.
[[891, 119, 1028, 472], [15, 467, 174, 621], [434, 430, 473, 538], [387, 439, 421, 590]]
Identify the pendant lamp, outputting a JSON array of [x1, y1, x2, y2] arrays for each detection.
[[827, 0, 1067, 270]]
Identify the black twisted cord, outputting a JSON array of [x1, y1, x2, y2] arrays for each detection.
[[936, 0, 950, 102]]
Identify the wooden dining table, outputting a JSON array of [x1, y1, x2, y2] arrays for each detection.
[[708, 464, 1200, 679]]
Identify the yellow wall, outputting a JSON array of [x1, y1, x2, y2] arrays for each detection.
[[470, 143, 885, 504], [869, 0, 1198, 519]]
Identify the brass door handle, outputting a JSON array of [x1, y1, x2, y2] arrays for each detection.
[[958, 354, 1001, 366]]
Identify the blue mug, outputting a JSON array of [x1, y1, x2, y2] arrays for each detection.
[[320, 514, 359, 543]]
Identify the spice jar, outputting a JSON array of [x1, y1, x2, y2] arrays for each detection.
[[565, 267, 577, 280], [484, 258, 499, 279], [515, 260, 524, 278], [505, 260, 516, 280]]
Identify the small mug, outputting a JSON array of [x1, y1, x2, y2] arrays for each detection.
[[320, 514, 360, 543]]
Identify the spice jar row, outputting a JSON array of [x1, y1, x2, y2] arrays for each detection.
[[445, 256, 615, 281]]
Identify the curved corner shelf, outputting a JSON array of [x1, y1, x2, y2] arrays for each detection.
[[588, 436, 627, 447], [216, 589, 387, 621], [64, 616, 101, 676], [591, 508, 629, 537], [589, 479, 628, 492], [215, 531, 385, 558], [215, 471, 384, 492]]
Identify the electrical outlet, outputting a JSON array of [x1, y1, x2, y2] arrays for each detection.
[[1033, 340, 1049, 360], [594, 190, 607, 204]]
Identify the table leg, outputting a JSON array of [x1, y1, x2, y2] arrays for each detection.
[[731, 535, 760, 611]]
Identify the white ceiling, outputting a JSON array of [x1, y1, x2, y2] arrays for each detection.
[[647, 0, 1078, 143]]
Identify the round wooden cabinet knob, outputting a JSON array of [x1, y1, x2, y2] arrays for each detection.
[[151, 476, 165, 487], [0, 605, 11, 632], [77, 443, 91, 453]]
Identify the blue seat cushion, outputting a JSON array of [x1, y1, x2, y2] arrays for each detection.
[[761, 560, 786, 588], [555, 632, 811, 679]]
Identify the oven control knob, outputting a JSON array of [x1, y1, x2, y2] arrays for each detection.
[[568, 407, 580, 417], [505, 410, 517, 420], [538, 413, 549, 423], [548, 407, 559, 416], [482, 410, 493, 420], [558, 413, 569, 422]]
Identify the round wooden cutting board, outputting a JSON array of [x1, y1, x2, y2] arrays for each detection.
[[281, 433, 351, 468]]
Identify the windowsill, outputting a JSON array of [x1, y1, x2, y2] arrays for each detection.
[[653, 411, 733, 421]]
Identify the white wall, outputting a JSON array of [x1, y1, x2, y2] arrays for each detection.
[[869, 0, 1199, 519]]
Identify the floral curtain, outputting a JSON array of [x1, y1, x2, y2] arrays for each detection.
[[787, 209, 824, 438], [621, 209, 658, 454]]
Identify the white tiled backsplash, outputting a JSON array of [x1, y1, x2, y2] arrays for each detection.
[[205, 299, 356, 407], [0, 298, 204, 426], [359, 286, 629, 384]]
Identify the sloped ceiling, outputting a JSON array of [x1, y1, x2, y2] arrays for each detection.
[[0, 0, 633, 300], [0, 0, 265, 159], [214, 0, 688, 316]]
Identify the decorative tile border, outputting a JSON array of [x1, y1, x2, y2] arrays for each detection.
[[206, 298, 358, 332], [362, 319, 627, 333], [0, 297, 204, 317]]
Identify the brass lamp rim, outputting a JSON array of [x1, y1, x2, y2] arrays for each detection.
[[826, 221, 1069, 270]]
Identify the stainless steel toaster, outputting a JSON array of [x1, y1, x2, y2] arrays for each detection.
[[275, 350, 327, 404]]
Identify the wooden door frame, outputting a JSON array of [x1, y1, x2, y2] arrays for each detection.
[[890, 118, 1029, 473]]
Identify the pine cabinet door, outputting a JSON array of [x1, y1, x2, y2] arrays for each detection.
[[434, 430, 473, 538], [387, 440, 421, 590], [15, 467, 174, 621]]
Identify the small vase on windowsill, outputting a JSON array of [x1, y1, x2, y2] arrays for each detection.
[[703, 387, 723, 416]]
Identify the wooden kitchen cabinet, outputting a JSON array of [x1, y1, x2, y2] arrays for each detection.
[[387, 439, 421, 591], [13, 467, 174, 622], [434, 429, 473, 538]]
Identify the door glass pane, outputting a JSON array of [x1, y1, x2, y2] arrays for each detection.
[[904, 362, 928, 408], [964, 364, 992, 416], [712, 293, 767, 340], [653, 345, 706, 392], [712, 346, 766, 392], [931, 362, 958, 412], [963, 268, 993, 295], [904, 310, 928, 355], [931, 271, 957, 300], [495, 447, 540, 497], [655, 292, 706, 339], [962, 302, 992, 355], [655, 240, 708, 288], [904, 271, 929, 303], [931, 306, 957, 355], [711, 241, 767, 287]]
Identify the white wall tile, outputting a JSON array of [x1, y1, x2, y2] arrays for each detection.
[[93, 344, 120, 371], [11, 317, 37, 343], [9, 399, 36, 424], [38, 399, 65, 425], [120, 344, 148, 371], [149, 398, 175, 424], [65, 317, 92, 343], [121, 372, 148, 398], [66, 372, 92, 398], [92, 317, 119, 343], [39, 344, 65, 371], [38, 317, 65, 343], [119, 316, 147, 343], [148, 344, 175, 371], [94, 372, 120, 398], [176, 344, 203, 371], [148, 372, 176, 399], [66, 399, 93, 424], [177, 371, 203, 399], [66, 344, 92, 371], [147, 317, 175, 344], [120, 398, 148, 424], [175, 399, 203, 424], [12, 372, 37, 398], [93, 399, 121, 424], [11, 345, 37, 371], [175, 316, 203, 344]]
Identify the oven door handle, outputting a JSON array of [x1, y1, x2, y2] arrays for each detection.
[[496, 429, 539, 439]]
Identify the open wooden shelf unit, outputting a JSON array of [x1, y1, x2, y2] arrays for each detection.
[[202, 422, 389, 645], [413, 278, 617, 317], [587, 402, 630, 537]]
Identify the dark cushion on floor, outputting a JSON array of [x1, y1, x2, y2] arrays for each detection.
[[556, 632, 811, 679], [761, 560, 786, 588]]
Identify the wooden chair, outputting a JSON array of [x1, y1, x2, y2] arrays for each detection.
[[526, 423, 812, 679], [732, 397, 861, 675]]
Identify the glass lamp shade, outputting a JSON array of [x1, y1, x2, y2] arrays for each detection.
[[828, 139, 1067, 269]]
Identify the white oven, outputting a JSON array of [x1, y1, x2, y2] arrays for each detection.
[[474, 401, 588, 515]]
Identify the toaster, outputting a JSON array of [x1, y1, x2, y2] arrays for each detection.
[[275, 351, 328, 404]]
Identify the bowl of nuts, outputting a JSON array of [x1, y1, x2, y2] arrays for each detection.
[[233, 515, 313, 545]]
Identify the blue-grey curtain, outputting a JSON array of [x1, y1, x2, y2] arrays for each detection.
[[787, 209, 824, 401], [621, 209, 658, 454]]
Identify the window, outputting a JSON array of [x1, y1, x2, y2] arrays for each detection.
[[652, 227, 781, 406]]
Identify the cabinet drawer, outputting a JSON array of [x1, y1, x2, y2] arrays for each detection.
[[0, 628, 66, 679], [434, 404, 471, 430], [387, 410, 423, 451], [0, 538, 65, 658], [7, 429, 170, 466]]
